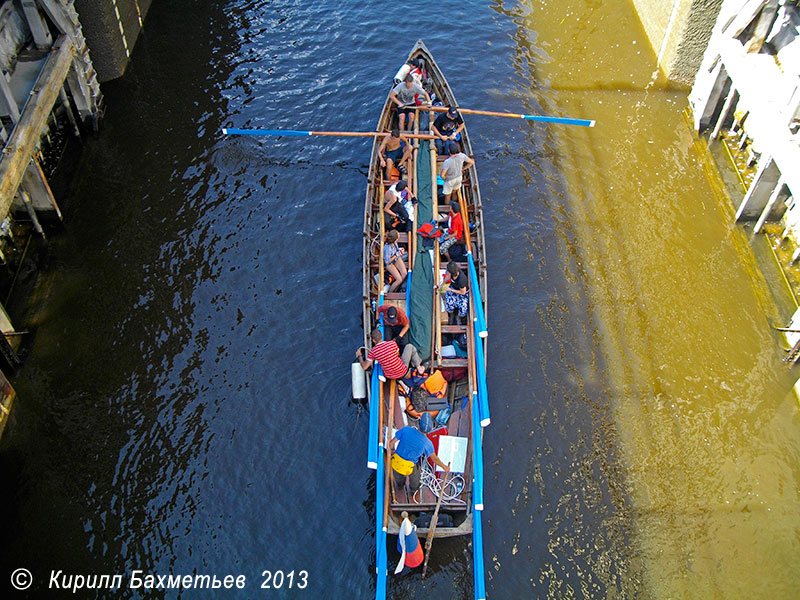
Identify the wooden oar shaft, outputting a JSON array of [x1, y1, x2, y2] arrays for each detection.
[[420, 105, 595, 127], [422, 470, 450, 578], [384, 380, 396, 524], [427, 106, 524, 118], [314, 131, 436, 139], [223, 127, 436, 139]]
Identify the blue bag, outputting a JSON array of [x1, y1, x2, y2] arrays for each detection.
[[419, 412, 434, 433]]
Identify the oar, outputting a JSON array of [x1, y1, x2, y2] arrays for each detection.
[[222, 127, 436, 139], [421, 467, 450, 578], [422, 105, 595, 128]]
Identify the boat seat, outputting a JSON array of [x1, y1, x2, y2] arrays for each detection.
[[437, 204, 474, 213], [441, 324, 467, 333], [383, 293, 406, 301], [440, 261, 468, 270], [440, 358, 468, 368]]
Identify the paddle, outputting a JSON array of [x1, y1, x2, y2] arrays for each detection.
[[423, 105, 595, 127], [386, 381, 397, 506], [222, 128, 436, 139], [421, 466, 450, 578]]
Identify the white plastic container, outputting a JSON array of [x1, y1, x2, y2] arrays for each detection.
[[351, 361, 367, 399], [393, 63, 411, 85]]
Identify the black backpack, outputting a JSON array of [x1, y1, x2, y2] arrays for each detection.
[[410, 387, 428, 413]]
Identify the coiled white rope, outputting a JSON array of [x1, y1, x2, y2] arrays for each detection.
[[413, 461, 466, 504]]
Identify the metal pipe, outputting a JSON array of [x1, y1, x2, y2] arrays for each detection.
[[20, 190, 45, 239]]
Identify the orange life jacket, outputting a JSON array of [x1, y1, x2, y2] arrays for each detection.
[[422, 370, 447, 399]]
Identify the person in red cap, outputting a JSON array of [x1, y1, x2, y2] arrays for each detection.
[[377, 305, 410, 349]]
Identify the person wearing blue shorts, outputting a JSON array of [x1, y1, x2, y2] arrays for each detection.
[[378, 128, 412, 179], [433, 106, 464, 154]]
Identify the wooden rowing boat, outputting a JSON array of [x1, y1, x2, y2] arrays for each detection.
[[362, 39, 488, 543]]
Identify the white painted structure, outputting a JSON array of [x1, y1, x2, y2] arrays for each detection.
[[690, 0, 800, 232], [632, 0, 723, 84]]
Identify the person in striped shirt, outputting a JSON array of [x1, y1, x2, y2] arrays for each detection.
[[356, 328, 425, 379]]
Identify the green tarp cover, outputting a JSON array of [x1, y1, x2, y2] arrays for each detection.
[[408, 140, 434, 360]]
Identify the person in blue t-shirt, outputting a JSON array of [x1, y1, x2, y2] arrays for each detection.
[[390, 426, 450, 491]]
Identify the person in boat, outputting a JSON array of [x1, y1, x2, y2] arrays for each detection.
[[440, 141, 475, 204], [432, 106, 464, 155], [390, 425, 450, 492], [378, 128, 412, 179], [384, 180, 415, 232], [408, 57, 427, 88], [357, 328, 426, 379], [438, 200, 466, 261], [383, 230, 408, 292], [441, 260, 469, 324], [376, 305, 410, 349], [390, 74, 431, 132]]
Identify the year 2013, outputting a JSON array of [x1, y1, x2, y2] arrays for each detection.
[[260, 570, 308, 589]]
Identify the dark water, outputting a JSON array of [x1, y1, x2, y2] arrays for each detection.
[[0, 1, 639, 598]]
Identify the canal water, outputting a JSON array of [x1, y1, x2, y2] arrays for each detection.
[[1, 0, 798, 598]]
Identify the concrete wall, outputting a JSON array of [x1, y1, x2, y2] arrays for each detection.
[[632, 0, 723, 84], [74, 0, 153, 82]]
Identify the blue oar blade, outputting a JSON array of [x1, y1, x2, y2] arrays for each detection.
[[522, 115, 596, 127], [222, 128, 312, 136], [473, 509, 487, 600]]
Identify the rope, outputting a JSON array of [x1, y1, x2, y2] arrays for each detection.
[[412, 461, 466, 504]]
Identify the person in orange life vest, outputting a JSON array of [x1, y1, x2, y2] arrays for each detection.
[[377, 305, 410, 349], [378, 128, 412, 179], [390, 426, 450, 492], [356, 328, 425, 380], [383, 230, 408, 292], [389, 74, 431, 131], [438, 200, 465, 261]]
